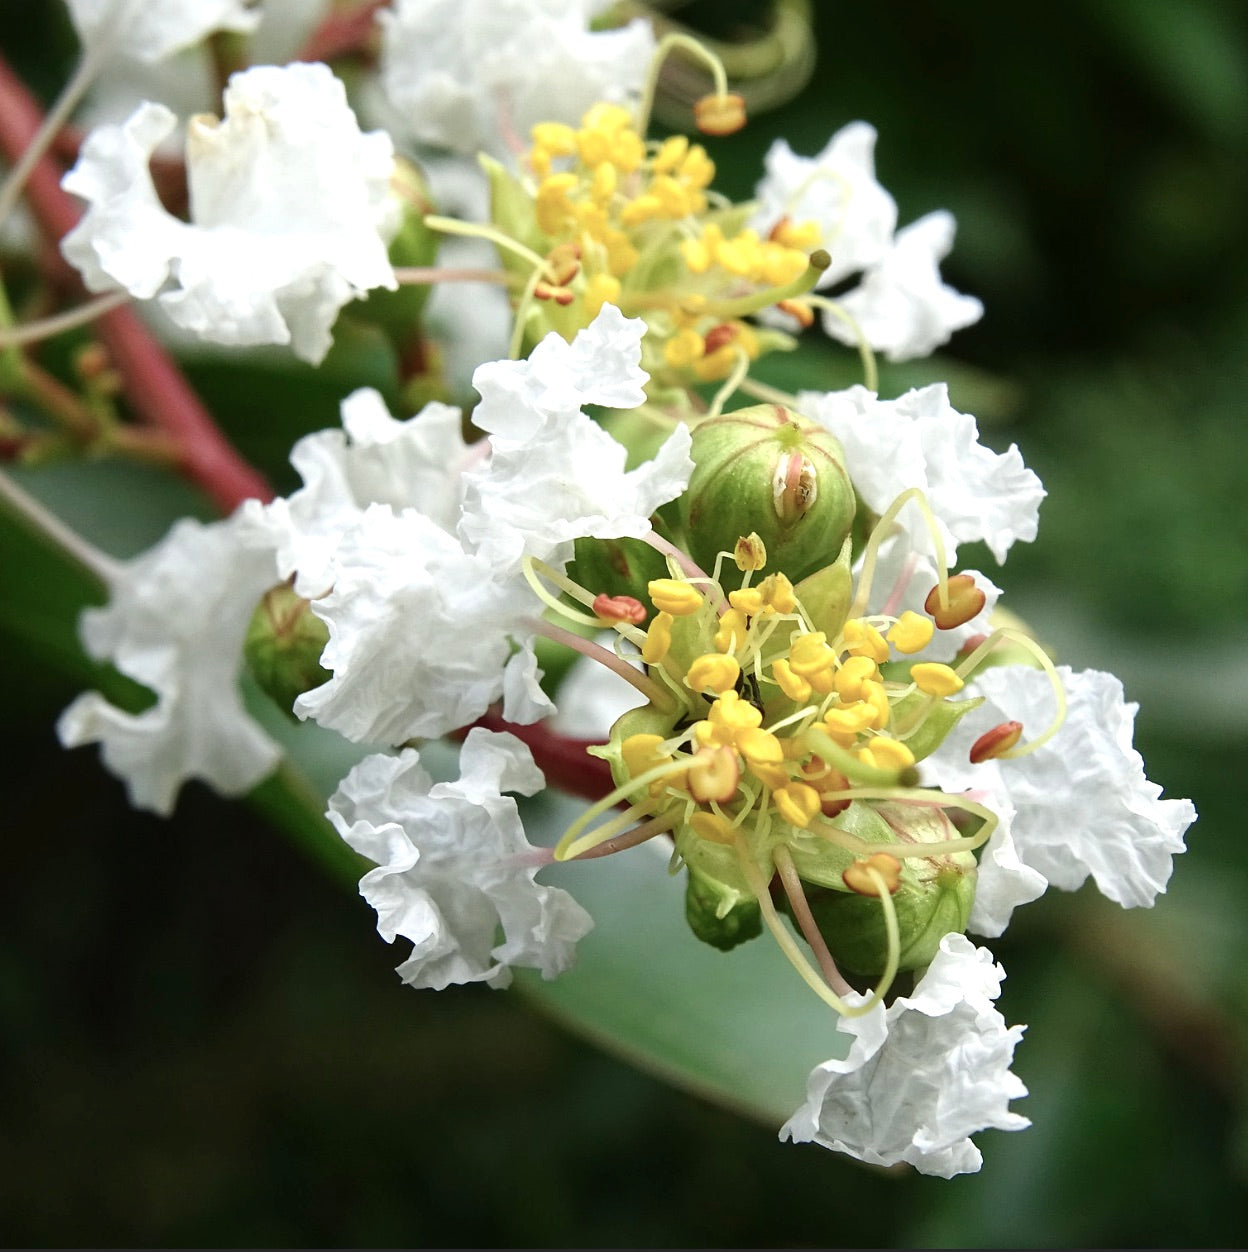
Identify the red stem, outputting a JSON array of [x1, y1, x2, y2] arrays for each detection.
[[296, 0, 390, 64], [0, 53, 273, 512]]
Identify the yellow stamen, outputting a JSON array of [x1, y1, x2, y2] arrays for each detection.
[[685, 652, 741, 695], [911, 662, 965, 696], [649, 578, 703, 616], [642, 610, 674, 663], [774, 781, 821, 828], [887, 610, 935, 654]]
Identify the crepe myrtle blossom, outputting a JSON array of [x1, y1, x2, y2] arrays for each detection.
[[377, 0, 655, 158], [56, 509, 285, 817], [923, 664, 1197, 936], [60, 61, 398, 365], [799, 383, 1045, 565], [327, 730, 593, 989], [752, 123, 982, 360], [782, 934, 1028, 1178], [66, 0, 260, 64]]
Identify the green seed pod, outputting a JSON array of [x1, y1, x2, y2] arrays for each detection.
[[679, 404, 856, 590], [244, 581, 331, 719]]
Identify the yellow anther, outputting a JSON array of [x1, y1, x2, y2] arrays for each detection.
[[708, 690, 762, 735], [690, 810, 737, 845], [757, 572, 796, 614], [861, 679, 892, 728], [843, 852, 902, 897], [737, 727, 788, 790], [759, 243, 810, 287], [713, 608, 749, 653], [833, 654, 879, 703], [680, 233, 715, 274], [714, 229, 763, 277], [843, 618, 890, 663], [771, 658, 812, 703], [822, 701, 877, 744], [641, 610, 674, 664], [888, 610, 935, 654], [603, 228, 639, 277], [911, 662, 965, 697], [685, 652, 741, 695], [531, 122, 578, 155], [648, 578, 703, 616], [621, 732, 683, 795], [693, 91, 747, 136], [857, 736, 915, 772], [970, 720, 1024, 764], [619, 193, 665, 227], [663, 327, 705, 368], [590, 161, 618, 204], [687, 744, 740, 803], [576, 104, 644, 171], [925, 573, 987, 630], [788, 631, 837, 678], [535, 172, 580, 235], [774, 782, 821, 828], [734, 532, 767, 572], [769, 216, 822, 250], [582, 272, 621, 320], [651, 134, 689, 173], [729, 587, 765, 616]]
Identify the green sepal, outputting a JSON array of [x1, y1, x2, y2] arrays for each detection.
[[480, 152, 544, 275], [792, 536, 853, 637], [884, 683, 985, 762], [684, 862, 762, 951]]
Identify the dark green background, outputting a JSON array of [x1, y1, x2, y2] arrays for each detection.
[[3, 0, 1247, 1245]]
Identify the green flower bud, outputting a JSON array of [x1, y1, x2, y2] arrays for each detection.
[[787, 801, 977, 976], [685, 863, 762, 951], [566, 534, 671, 605], [244, 581, 331, 719], [679, 404, 856, 590]]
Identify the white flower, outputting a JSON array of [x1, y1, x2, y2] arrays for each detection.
[[261, 386, 475, 597], [799, 383, 1044, 564], [751, 123, 897, 286], [56, 510, 283, 816], [461, 305, 694, 573], [67, 0, 259, 64], [781, 934, 1028, 1177], [827, 211, 984, 362], [61, 62, 398, 364], [925, 666, 1197, 925], [291, 504, 545, 743], [377, 0, 655, 157], [326, 730, 594, 988]]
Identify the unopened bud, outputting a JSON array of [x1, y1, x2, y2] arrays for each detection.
[[244, 581, 331, 718], [679, 404, 856, 590]]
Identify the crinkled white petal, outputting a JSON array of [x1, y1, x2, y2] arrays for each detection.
[[966, 799, 1048, 937], [378, 0, 655, 157], [826, 211, 984, 362], [925, 666, 1196, 910], [461, 306, 693, 572], [56, 510, 282, 816], [326, 731, 593, 989], [67, 0, 259, 63], [751, 124, 898, 286], [781, 934, 1028, 1178], [293, 504, 532, 743], [260, 387, 476, 596], [800, 383, 1044, 564], [61, 63, 397, 364]]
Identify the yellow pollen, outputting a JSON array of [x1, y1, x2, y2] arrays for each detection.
[[714, 608, 749, 653], [737, 727, 788, 790], [689, 810, 736, 845], [770, 217, 822, 250], [771, 658, 812, 703], [833, 655, 879, 703], [663, 327, 705, 368], [888, 610, 935, 654], [621, 732, 683, 795], [648, 578, 703, 616], [582, 272, 621, 319], [843, 618, 890, 663], [862, 679, 892, 728], [708, 690, 762, 735], [857, 737, 915, 772], [757, 572, 796, 614], [641, 610, 674, 664], [788, 631, 837, 678], [729, 587, 765, 616], [822, 701, 877, 744], [685, 652, 741, 695], [911, 662, 965, 696], [774, 782, 821, 828]]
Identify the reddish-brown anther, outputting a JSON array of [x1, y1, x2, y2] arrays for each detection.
[[924, 573, 987, 630], [593, 593, 647, 625], [969, 720, 1024, 764]]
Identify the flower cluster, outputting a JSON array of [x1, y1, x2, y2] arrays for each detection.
[[2, 0, 1196, 1184]]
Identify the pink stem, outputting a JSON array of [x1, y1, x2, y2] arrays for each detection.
[[296, 0, 389, 63], [0, 54, 273, 512]]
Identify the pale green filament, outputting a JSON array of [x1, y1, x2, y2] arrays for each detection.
[[705, 348, 751, 419], [554, 756, 691, 860], [811, 786, 1000, 858], [850, 487, 951, 621], [635, 31, 732, 140], [808, 296, 879, 393]]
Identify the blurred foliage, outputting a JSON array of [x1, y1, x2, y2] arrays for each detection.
[[3, 0, 1248, 1245]]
